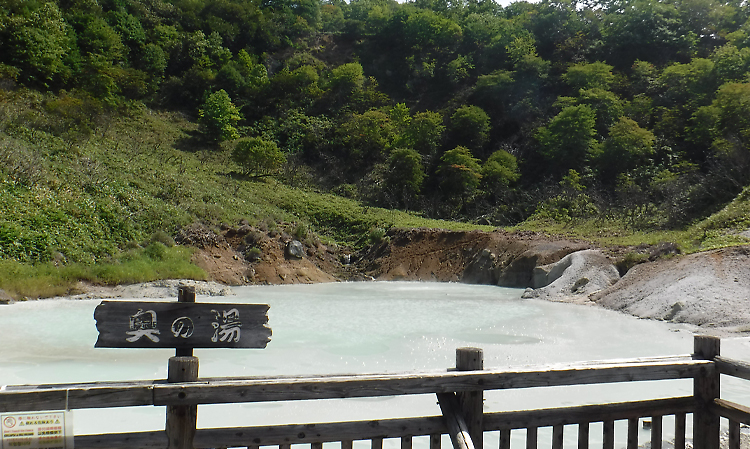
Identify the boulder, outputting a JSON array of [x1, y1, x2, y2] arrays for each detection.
[[522, 249, 620, 302], [285, 240, 305, 259]]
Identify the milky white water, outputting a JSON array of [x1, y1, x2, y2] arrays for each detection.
[[2, 282, 750, 448]]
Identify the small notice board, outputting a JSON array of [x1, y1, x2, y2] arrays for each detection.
[[1, 411, 74, 449]]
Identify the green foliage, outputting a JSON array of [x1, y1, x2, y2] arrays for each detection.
[[480, 150, 520, 194], [449, 105, 490, 152], [437, 146, 482, 202], [384, 148, 425, 209], [598, 117, 656, 178], [0, 2, 73, 85], [563, 62, 615, 91], [536, 105, 598, 173], [198, 89, 241, 141], [398, 110, 444, 155], [232, 137, 287, 178]]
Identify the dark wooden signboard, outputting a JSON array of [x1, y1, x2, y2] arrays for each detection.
[[94, 301, 271, 349]]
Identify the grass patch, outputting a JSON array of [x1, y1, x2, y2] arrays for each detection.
[[0, 246, 205, 299]]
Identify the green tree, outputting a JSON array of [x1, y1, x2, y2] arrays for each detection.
[[232, 138, 287, 178], [384, 148, 425, 209], [449, 105, 490, 153], [199, 89, 242, 141], [399, 110, 445, 155], [563, 62, 615, 91], [480, 150, 520, 196], [232, 137, 286, 178], [0, 2, 73, 85], [437, 146, 482, 205], [598, 117, 656, 179], [536, 105, 598, 173]]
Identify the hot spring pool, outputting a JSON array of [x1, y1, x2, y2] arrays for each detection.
[[2, 282, 749, 448]]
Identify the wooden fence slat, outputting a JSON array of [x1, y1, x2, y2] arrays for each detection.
[[715, 356, 750, 382], [527, 427, 538, 449], [603, 420, 614, 449], [483, 397, 694, 430], [729, 420, 740, 449], [342, 440, 353, 449], [401, 435, 413, 449], [151, 357, 706, 406], [651, 415, 662, 449], [499, 429, 510, 449], [0, 356, 707, 412], [430, 434, 441, 449], [312, 443, 323, 449], [711, 398, 750, 426], [674, 413, 686, 449], [577, 423, 588, 449], [194, 416, 448, 448], [552, 425, 563, 449], [372, 437, 383, 449], [627, 418, 638, 449]]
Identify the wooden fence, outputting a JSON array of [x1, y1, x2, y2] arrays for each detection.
[[2, 335, 750, 449]]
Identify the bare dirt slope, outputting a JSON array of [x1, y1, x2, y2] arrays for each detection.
[[61, 224, 750, 334]]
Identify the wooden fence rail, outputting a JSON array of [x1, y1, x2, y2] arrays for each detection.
[[5, 335, 750, 449]]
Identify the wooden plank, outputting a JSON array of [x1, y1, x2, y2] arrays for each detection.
[[694, 335, 720, 449], [527, 427, 537, 449], [372, 437, 383, 449], [651, 415, 662, 449], [430, 434, 441, 449], [603, 420, 614, 449], [437, 393, 475, 449], [715, 356, 750, 382], [499, 429, 510, 449], [94, 301, 271, 349], [152, 357, 707, 406], [1, 356, 705, 413], [552, 425, 563, 449], [192, 416, 448, 447], [401, 435, 412, 449], [711, 398, 750, 426], [313, 442, 323, 449], [343, 440, 354, 449], [0, 384, 156, 413], [729, 419, 740, 449], [674, 413, 686, 449], [483, 397, 694, 430], [577, 423, 588, 449], [456, 348, 483, 449], [627, 418, 638, 449]]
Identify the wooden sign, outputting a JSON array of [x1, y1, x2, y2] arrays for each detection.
[[94, 301, 271, 349]]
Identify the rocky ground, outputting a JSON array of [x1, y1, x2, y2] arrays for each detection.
[[46, 222, 750, 335]]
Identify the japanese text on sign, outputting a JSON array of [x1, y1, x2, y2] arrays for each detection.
[[1, 411, 73, 449]]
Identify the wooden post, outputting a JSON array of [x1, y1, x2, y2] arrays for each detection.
[[456, 347, 483, 449], [694, 335, 720, 449], [166, 285, 199, 449], [176, 286, 196, 357], [603, 420, 614, 449]]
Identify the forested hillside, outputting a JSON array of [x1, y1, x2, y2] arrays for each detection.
[[2, 0, 750, 292]]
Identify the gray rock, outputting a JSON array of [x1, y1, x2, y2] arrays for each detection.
[[285, 240, 305, 259], [523, 250, 620, 302]]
